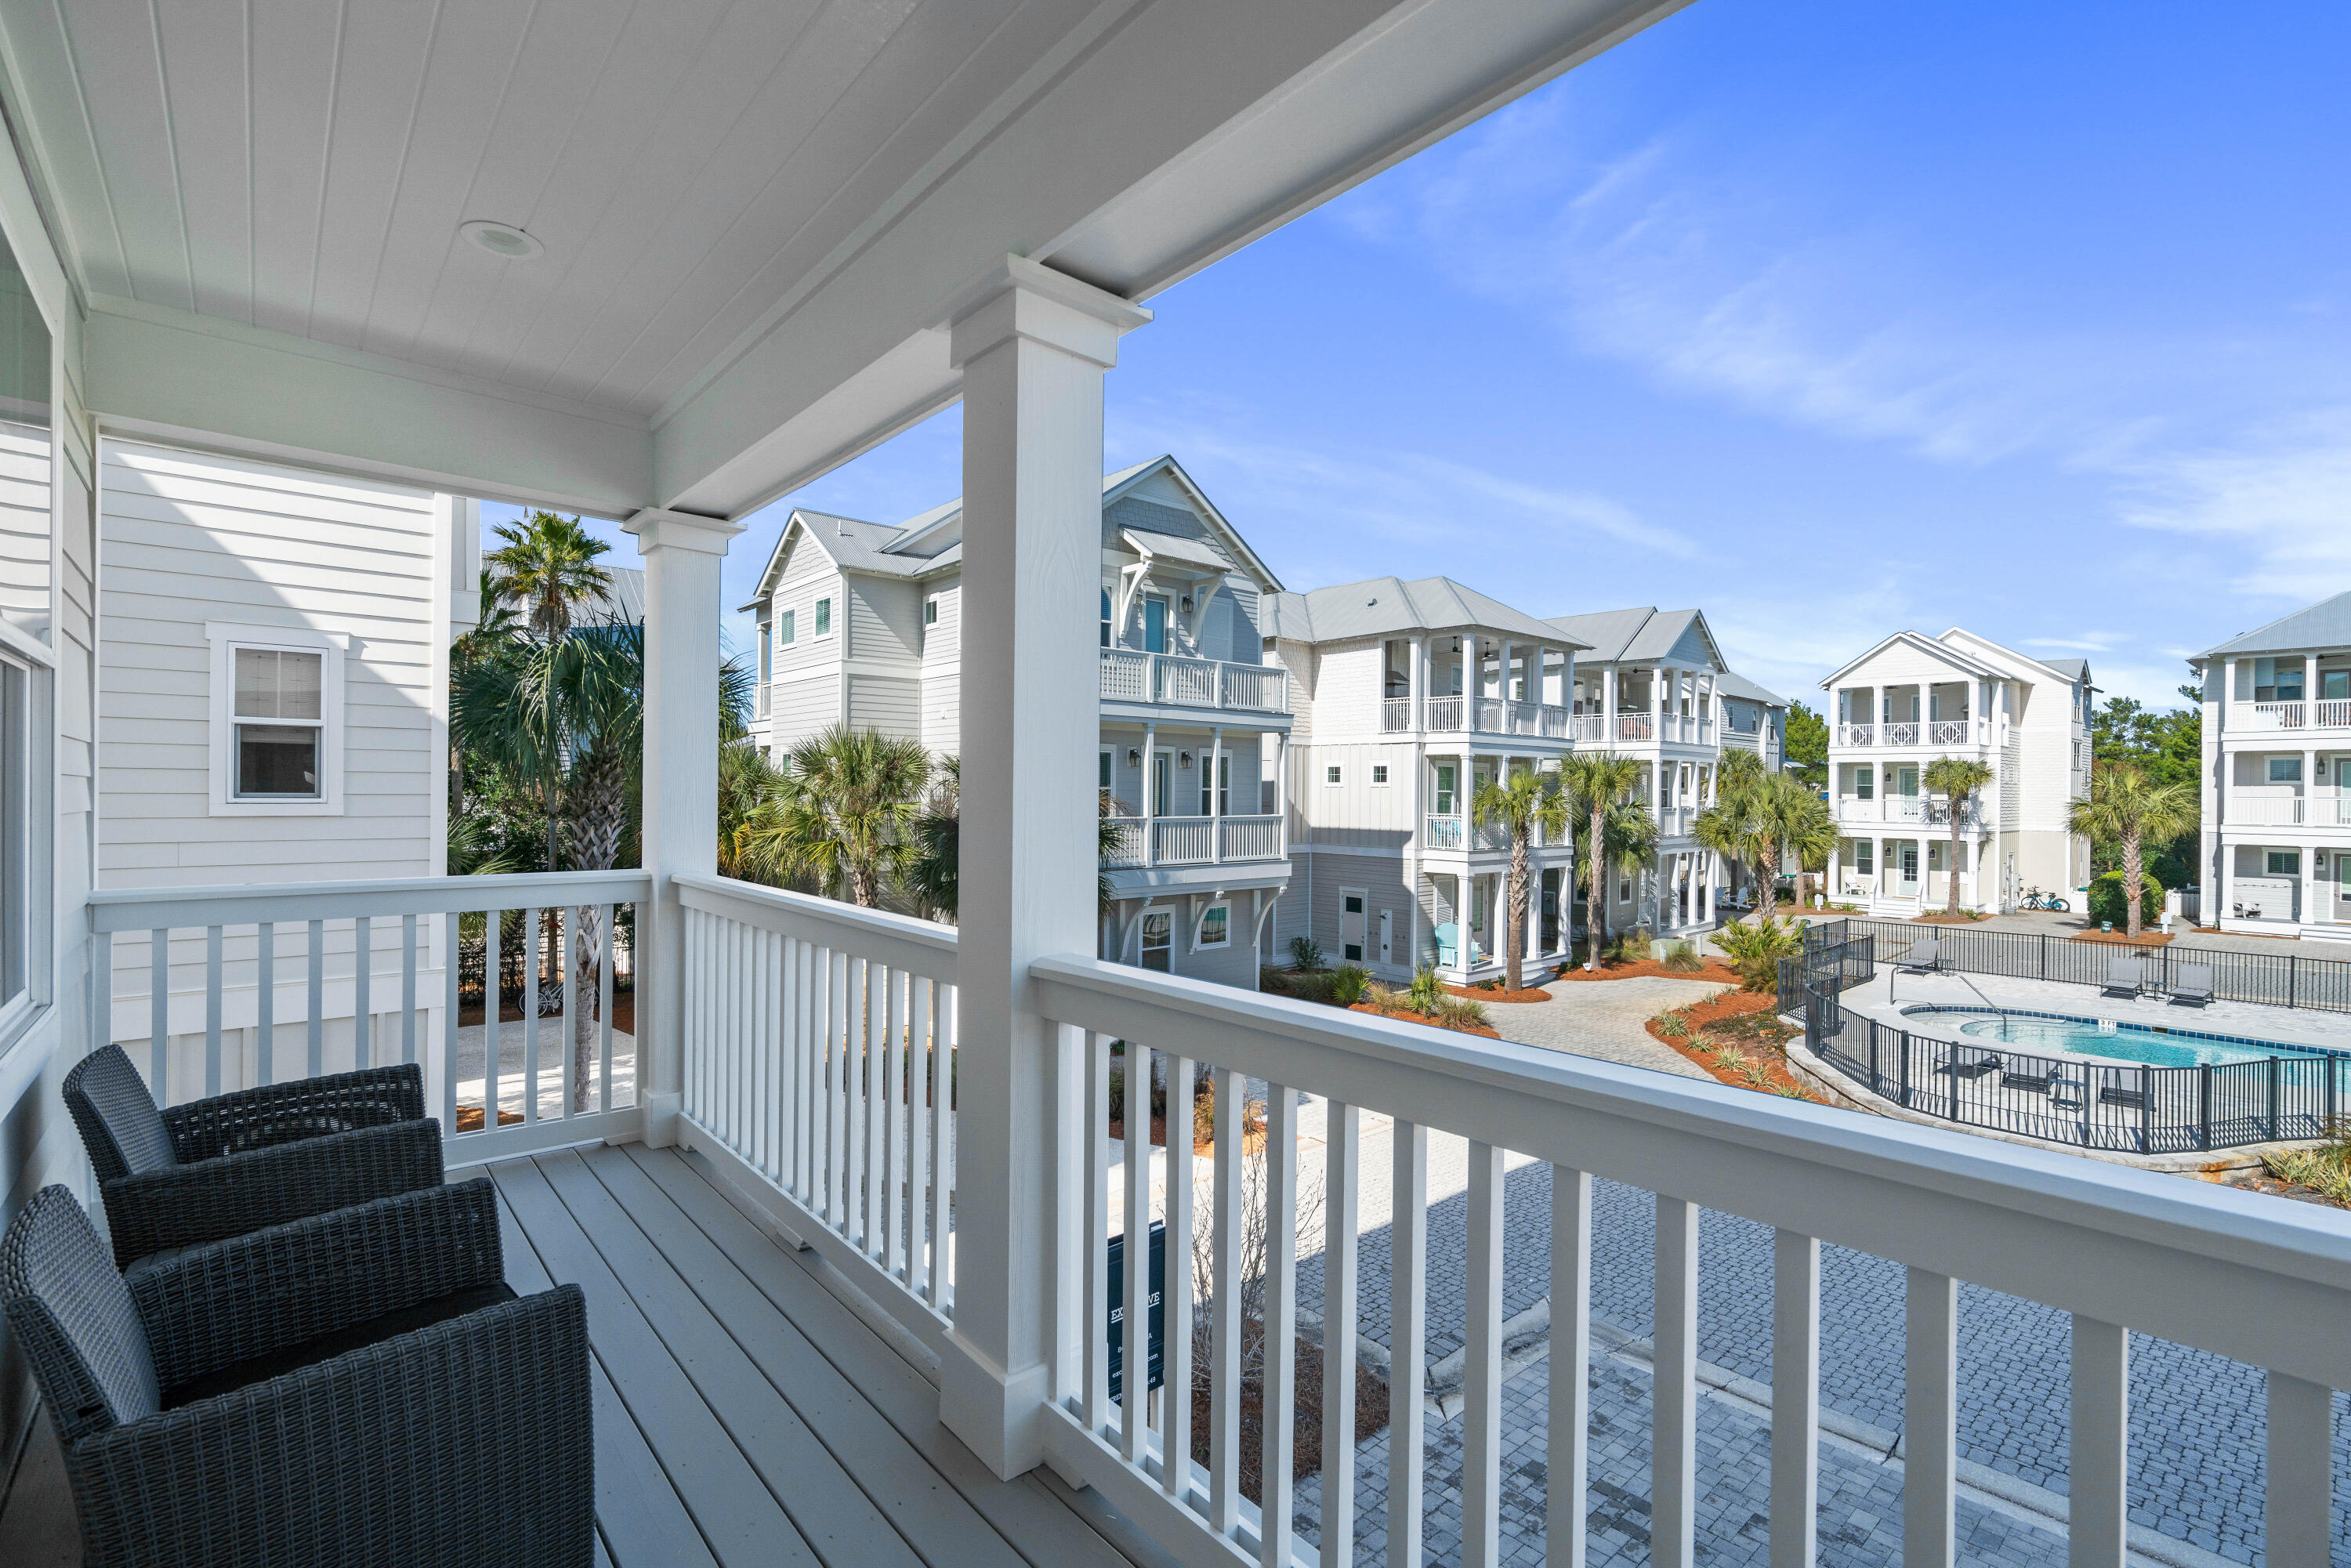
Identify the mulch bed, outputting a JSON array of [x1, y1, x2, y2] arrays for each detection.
[[1349, 1002, 1500, 1039], [2070, 929, 2175, 947], [1554, 956, 1743, 986], [1190, 1336, 1391, 1504], [1910, 910, 1991, 925], [1645, 990, 1820, 1101], [1443, 981, 1552, 1004]]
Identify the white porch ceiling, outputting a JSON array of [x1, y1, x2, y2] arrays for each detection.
[[0, 0, 1690, 519]]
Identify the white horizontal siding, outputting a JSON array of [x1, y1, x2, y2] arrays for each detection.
[[768, 672, 842, 753], [847, 673, 919, 740]]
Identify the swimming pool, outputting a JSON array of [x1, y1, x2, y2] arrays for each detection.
[[1937, 1010, 2327, 1071]]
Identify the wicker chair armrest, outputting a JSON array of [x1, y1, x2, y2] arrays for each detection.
[[101, 1117, 444, 1270], [161, 1063, 424, 1163], [69, 1285, 591, 1568], [130, 1176, 501, 1392]]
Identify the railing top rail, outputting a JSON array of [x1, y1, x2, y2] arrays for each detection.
[[1030, 951, 2351, 1386], [89, 868, 654, 930], [675, 872, 958, 977]]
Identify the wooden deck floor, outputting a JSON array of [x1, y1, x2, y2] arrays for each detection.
[[0, 1143, 1148, 1568]]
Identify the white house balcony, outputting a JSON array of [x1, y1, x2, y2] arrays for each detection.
[[2228, 699, 2351, 733], [1387, 696, 1574, 737], [1836, 719, 1988, 748], [1567, 712, 1657, 744], [2227, 795, 2351, 828], [755, 683, 770, 719], [1102, 813, 1287, 868], [1098, 649, 1289, 716]]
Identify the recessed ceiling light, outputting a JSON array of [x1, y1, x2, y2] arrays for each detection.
[[458, 220, 544, 260]]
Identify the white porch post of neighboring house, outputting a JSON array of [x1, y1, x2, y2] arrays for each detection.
[[1603, 665, 1617, 733], [1271, 730, 1288, 858], [1409, 632, 1425, 730], [626, 506, 747, 1146], [1701, 853, 1715, 925], [1209, 723, 1225, 864], [1139, 722, 1158, 864], [940, 257, 1149, 1479]]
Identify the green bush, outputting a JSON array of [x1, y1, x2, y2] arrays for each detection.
[[1288, 935, 1327, 972], [1406, 965, 1447, 1016], [2086, 870, 2162, 929], [1711, 917, 1805, 993], [1330, 963, 1370, 1005], [1661, 940, 1702, 973], [1654, 1009, 1690, 1038], [1436, 994, 1488, 1030]]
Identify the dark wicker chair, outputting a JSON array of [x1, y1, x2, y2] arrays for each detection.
[[63, 1043, 444, 1269], [2, 1179, 592, 1568]]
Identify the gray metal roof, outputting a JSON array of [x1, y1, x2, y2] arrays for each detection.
[[2040, 656, 2090, 684], [2193, 590, 2351, 661], [1545, 606, 1719, 666], [1712, 668, 1788, 708], [1263, 576, 1588, 646]]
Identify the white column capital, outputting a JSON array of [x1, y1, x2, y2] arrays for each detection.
[[623, 507, 748, 555], [947, 255, 1152, 371]]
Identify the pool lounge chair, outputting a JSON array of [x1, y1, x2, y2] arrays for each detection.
[[1895, 939, 1943, 977], [1940, 1051, 2001, 1081], [2099, 957, 2146, 1000], [2001, 1064, 2057, 1093], [2169, 963, 2215, 1007]]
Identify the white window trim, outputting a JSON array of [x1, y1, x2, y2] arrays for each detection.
[[1324, 763, 1344, 787], [1098, 745, 1114, 798], [1370, 763, 1390, 787], [777, 607, 797, 646], [1139, 904, 1175, 969], [813, 595, 835, 639], [1194, 900, 1231, 951], [207, 621, 348, 817]]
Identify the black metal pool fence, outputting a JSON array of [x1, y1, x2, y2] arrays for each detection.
[[1777, 920, 2351, 1153]]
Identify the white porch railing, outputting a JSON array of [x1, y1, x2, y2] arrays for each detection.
[[1104, 819, 1149, 866], [1926, 717, 1980, 745], [1153, 817, 1215, 864], [755, 683, 771, 719], [1097, 649, 1290, 714], [2229, 795, 2350, 826], [1099, 648, 1150, 701], [1473, 697, 1505, 733], [1219, 664, 1286, 711], [1885, 795, 1925, 824], [1882, 721, 1920, 746], [1379, 697, 1413, 733], [1217, 814, 1283, 861], [1615, 712, 1654, 743], [1570, 713, 1607, 742], [1424, 695, 1464, 731], [1541, 704, 1570, 739], [2228, 700, 2351, 732], [1425, 814, 1465, 850], [88, 870, 650, 1167], [1023, 954, 2351, 1568], [1836, 722, 1875, 746], [675, 874, 958, 1351]]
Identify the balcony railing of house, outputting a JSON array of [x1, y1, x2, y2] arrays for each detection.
[[1152, 817, 1216, 865], [1423, 695, 1463, 732], [2226, 700, 2351, 732], [1104, 820, 1149, 867], [755, 683, 770, 719], [1839, 719, 1989, 748], [1570, 713, 1607, 742], [1835, 722, 1875, 747], [1401, 697, 1575, 737], [1101, 815, 1284, 867], [1218, 814, 1283, 861], [1615, 712, 1654, 743], [1472, 697, 1506, 733], [1097, 649, 1288, 714], [1425, 814, 1465, 850], [1921, 798, 1984, 829], [1380, 697, 1413, 733], [89, 870, 653, 1166], [2231, 797, 2351, 827]]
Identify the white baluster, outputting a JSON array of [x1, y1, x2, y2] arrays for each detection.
[[1321, 1101, 1359, 1567], [1654, 1197, 1698, 1568], [355, 914, 372, 1068], [149, 929, 168, 1099], [1465, 1140, 1505, 1568], [599, 905, 615, 1115], [2070, 1316, 2128, 1568], [886, 966, 906, 1278], [523, 906, 541, 1124], [1261, 1084, 1299, 1568], [305, 918, 323, 1075], [1770, 1231, 1818, 1568], [1390, 1121, 1429, 1568], [929, 980, 954, 1311], [559, 905, 577, 1121], [256, 920, 273, 1084], [1549, 1168, 1591, 1568], [908, 977, 933, 1294], [484, 911, 502, 1132], [1163, 1054, 1195, 1505], [1086, 1031, 1113, 1438], [1905, 1268, 1958, 1568], [401, 912, 418, 1066], [205, 924, 223, 1096], [1211, 1066, 1242, 1535], [1122, 1043, 1150, 1465]]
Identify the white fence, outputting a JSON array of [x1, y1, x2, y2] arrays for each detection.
[[89, 869, 650, 1167], [1098, 649, 1290, 714], [675, 873, 959, 1353], [1023, 954, 2351, 1568]]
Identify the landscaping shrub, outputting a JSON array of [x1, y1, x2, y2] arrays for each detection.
[[1329, 963, 1370, 1005], [1661, 940, 1702, 973], [1406, 965, 1446, 1016], [1288, 935, 1327, 972], [1711, 917, 1804, 993], [2086, 870, 2162, 930], [1653, 1009, 1690, 1038], [1436, 994, 1488, 1030]]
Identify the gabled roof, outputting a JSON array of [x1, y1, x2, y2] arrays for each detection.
[[1818, 630, 2006, 689], [1935, 627, 2088, 689], [1712, 668, 1787, 708], [1264, 577, 1589, 647], [2192, 590, 2351, 661], [1543, 606, 1725, 668], [740, 454, 1277, 610]]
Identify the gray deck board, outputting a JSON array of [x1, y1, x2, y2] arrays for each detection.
[[625, 1143, 1141, 1568]]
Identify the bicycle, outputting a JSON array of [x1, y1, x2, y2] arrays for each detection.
[[2018, 885, 2071, 913]]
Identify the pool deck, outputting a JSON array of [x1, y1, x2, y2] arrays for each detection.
[[1844, 965, 2351, 1055]]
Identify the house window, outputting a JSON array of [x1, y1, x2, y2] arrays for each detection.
[[1144, 596, 1169, 654], [2268, 851, 2302, 877], [1099, 749, 1113, 793], [1434, 762, 1456, 815], [2269, 758, 2304, 784], [1199, 754, 1230, 817], [1325, 764, 1343, 786], [1140, 911, 1172, 972], [1199, 904, 1230, 948], [1153, 753, 1172, 817], [1853, 840, 1875, 875], [1100, 589, 1112, 648], [209, 625, 345, 815], [1618, 878, 1632, 904], [814, 597, 832, 637], [778, 609, 795, 646], [925, 597, 939, 626], [2326, 670, 2351, 701], [1371, 764, 1389, 786], [1853, 765, 1875, 801]]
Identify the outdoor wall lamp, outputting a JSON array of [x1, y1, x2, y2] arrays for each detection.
[[1180, 594, 1195, 614], [1126, 748, 1142, 766], [1179, 751, 1195, 767]]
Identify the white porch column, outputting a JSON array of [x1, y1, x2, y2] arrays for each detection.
[[1409, 632, 1425, 730], [1139, 722, 1158, 862], [2306, 654, 2320, 713], [1603, 665, 1618, 739], [624, 506, 748, 1147], [1208, 724, 1225, 864], [942, 257, 1149, 1479], [1499, 638, 1515, 712], [1702, 853, 1715, 925], [2222, 659, 2238, 725], [1272, 730, 1288, 858]]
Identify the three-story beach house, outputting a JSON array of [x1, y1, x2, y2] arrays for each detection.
[[1820, 628, 2093, 914], [1546, 607, 1788, 935], [2189, 589, 2351, 940], [1264, 578, 1588, 981], [744, 455, 1290, 987]]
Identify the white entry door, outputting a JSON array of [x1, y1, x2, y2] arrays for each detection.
[[1340, 889, 1367, 964]]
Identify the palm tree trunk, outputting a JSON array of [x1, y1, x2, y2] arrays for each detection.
[[1947, 816, 1964, 917], [1585, 806, 1607, 968], [1758, 835, 1778, 921], [2123, 829, 2144, 940], [1505, 826, 1528, 991]]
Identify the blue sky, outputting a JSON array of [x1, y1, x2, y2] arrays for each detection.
[[491, 0, 2351, 710]]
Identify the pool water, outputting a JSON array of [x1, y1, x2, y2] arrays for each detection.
[[1954, 1015, 2314, 1070]]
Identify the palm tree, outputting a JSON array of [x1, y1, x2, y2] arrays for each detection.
[[485, 511, 614, 639], [717, 743, 788, 883], [2067, 762, 2195, 940], [1692, 748, 1771, 904], [1471, 768, 1568, 990], [735, 723, 933, 906], [1748, 773, 1837, 921], [1922, 755, 1996, 916], [1560, 751, 1650, 968], [903, 758, 961, 920]]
